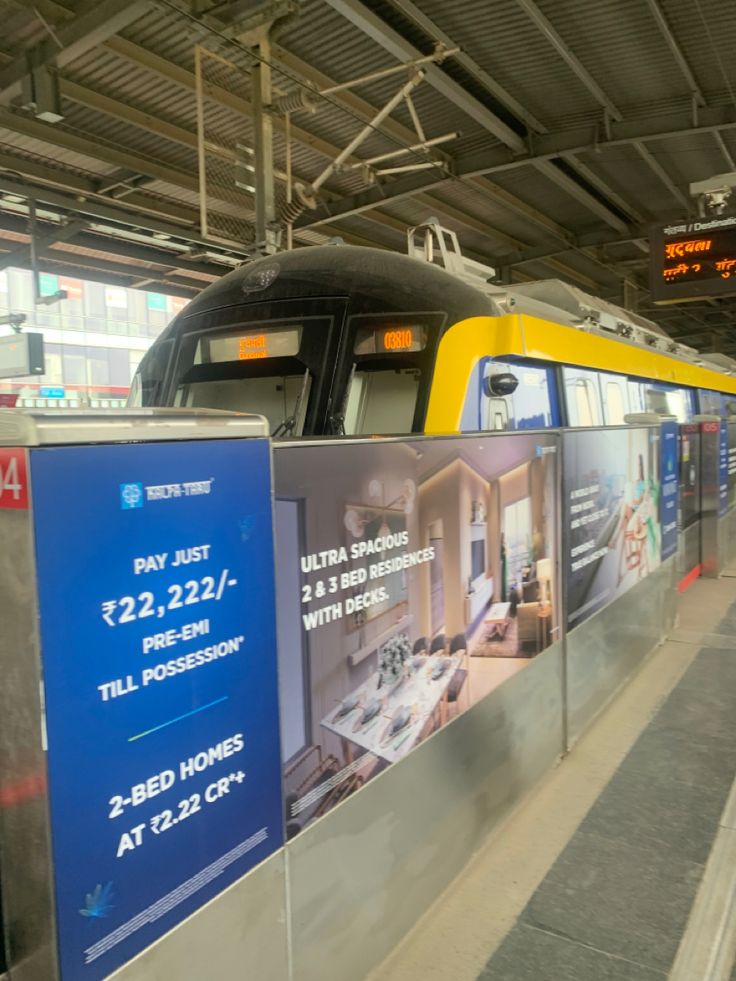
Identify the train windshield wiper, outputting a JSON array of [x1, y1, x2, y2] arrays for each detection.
[[272, 370, 309, 438], [328, 362, 355, 436]]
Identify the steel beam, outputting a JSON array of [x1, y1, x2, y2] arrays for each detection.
[[299, 105, 736, 225], [0, 0, 153, 103], [713, 132, 736, 170], [561, 153, 646, 224], [458, 105, 736, 178], [643, 0, 705, 105], [532, 159, 628, 232], [38, 246, 209, 291], [0, 108, 202, 194], [271, 41, 634, 255], [515, 0, 622, 121], [0, 217, 86, 272], [251, 35, 276, 249], [321, 0, 526, 151], [633, 142, 689, 209], [0, 173, 249, 254], [2, 255, 199, 299], [101, 27, 597, 270], [389, 0, 548, 134]]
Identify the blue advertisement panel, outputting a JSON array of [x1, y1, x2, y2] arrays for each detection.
[[719, 421, 729, 516], [564, 427, 662, 629], [31, 439, 282, 981], [660, 421, 679, 560]]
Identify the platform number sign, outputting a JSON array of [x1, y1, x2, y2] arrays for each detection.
[[0, 448, 28, 509]]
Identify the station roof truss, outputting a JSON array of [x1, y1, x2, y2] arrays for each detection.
[[0, 0, 735, 349]]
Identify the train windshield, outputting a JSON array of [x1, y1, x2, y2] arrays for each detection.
[[337, 317, 436, 435], [171, 313, 337, 436]]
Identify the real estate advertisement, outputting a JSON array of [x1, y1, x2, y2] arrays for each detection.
[[564, 426, 663, 629], [273, 432, 560, 837]]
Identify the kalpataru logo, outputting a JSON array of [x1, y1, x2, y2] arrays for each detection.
[[120, 479, 214, 509]]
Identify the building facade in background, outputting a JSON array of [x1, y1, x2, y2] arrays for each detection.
[[0, 268, 187, 408]]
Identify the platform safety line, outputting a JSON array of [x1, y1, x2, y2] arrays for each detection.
[[668, 777, 736, 981]]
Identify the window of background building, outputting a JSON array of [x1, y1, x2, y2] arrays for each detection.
[[128, 291, 148, 337], [62, 345, 87, 385], [84, 282, 107, 332], [104, 285, 129, 325], [44, 343, 64, 385], [59, 276, 84, 330], [147, 292, 168, 336], [35, 272, 61, 328], [108, 348, 132, 386], [86, 347, 110, 386], [9, 269, 33, 312]]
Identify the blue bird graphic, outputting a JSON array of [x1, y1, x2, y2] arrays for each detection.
[[79, 882, 115, 919]]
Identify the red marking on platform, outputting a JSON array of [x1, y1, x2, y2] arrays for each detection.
[[0, 447, 28, 509], [0, 771, 46, 807], [678, 564, 702, 593]]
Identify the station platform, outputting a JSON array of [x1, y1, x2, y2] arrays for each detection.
[[367, 575, 736, 981]]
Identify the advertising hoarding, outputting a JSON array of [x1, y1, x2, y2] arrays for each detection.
[[728, 420, 736, 511], [719, 421, 729, 516], [564, 427, 663, 629], [660, 421, 679, 560], [274, 432, 560, 837], [31, 439, 282, 980]]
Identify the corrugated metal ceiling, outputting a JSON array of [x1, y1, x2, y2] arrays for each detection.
[[0, 0, 733, 333]]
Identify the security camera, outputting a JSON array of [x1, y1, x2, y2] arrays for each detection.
[[704, 188, 732, 214]]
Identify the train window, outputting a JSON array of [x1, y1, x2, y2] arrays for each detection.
[[642, 384, 691, 421], [461, 359, 555, 432], [700, 390, 724, 416], [343, 368, 420, 435], [563, 367, 601, 426], [169, 310, 338, 436], [177, 373, 311, 435], [127, 340, 173, 407], [627, 380, 646, 414], [604, 381, 626, 424], [335, 313, 442, 435]]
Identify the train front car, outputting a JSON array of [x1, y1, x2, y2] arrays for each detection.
[[128, 246, 492, 437]]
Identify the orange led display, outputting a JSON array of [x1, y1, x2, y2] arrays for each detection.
[[664, 239, 712, 260], [239, 334, 267, 358], [382, 328, 414, 351]]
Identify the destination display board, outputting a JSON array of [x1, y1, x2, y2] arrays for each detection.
[[31, 438, 282, 980], [650, 214, 736, 302]]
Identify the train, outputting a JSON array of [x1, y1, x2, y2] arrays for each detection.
[[128, 222, 736, 434]]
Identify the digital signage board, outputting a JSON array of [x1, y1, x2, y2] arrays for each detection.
[[650, 214, 736, 302]]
